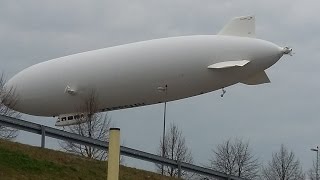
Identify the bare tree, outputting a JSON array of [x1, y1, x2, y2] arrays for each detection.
[[262, 144, 305, 180], [209, 138, 260, 179], [59, 91, 111, 160], [0, 73, 20, 140], [308, 153, 319, 180], [155, 122, 194, 179], [307, 166, 316, 180]]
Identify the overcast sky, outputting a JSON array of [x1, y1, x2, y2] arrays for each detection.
[[1, 0, 320, 173]]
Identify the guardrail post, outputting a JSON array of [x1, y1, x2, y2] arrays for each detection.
[[107, 128, 120, 180], [177, 160, 182, 178], [41, 125, 45, 148]]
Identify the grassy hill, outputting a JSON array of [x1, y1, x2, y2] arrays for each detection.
[[0, 139, 178, 180]]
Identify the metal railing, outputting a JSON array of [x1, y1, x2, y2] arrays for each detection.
[[0, 115, 245, 180]]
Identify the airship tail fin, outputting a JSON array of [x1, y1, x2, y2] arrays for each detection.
[[218, 15, 255, 38], [241, 71, 270, 85]]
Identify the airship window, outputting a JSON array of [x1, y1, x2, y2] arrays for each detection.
[[80, 114, 84, 118], [62, 117, 66, 121], [74, 115, 80, 119], [68, 116, 73, 120]]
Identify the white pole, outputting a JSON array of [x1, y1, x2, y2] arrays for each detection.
[[107, 128, 120, 180]]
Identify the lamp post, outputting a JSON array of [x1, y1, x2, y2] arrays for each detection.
[[311, 146, 319, 180], [158, 85, 168, 175]]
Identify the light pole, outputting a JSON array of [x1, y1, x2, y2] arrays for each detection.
[[159, 85, 168, 175], [311, 146, 319, 180]]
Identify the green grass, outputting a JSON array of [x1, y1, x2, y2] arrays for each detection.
[[0, 147, 63, 172], [0, 139, 178, 180]]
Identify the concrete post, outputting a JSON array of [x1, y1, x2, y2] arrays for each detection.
[[107, 128, 120, 180]]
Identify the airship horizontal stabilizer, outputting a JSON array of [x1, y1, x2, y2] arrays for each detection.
[[208, 60, 250, 69]]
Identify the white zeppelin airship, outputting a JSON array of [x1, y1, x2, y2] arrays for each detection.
[[5, 16, 292, 126]]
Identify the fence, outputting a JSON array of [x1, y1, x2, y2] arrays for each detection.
[[0, 115, 246, 180]]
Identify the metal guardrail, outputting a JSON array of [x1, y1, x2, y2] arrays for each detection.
[[0, 115, 246, 180]]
